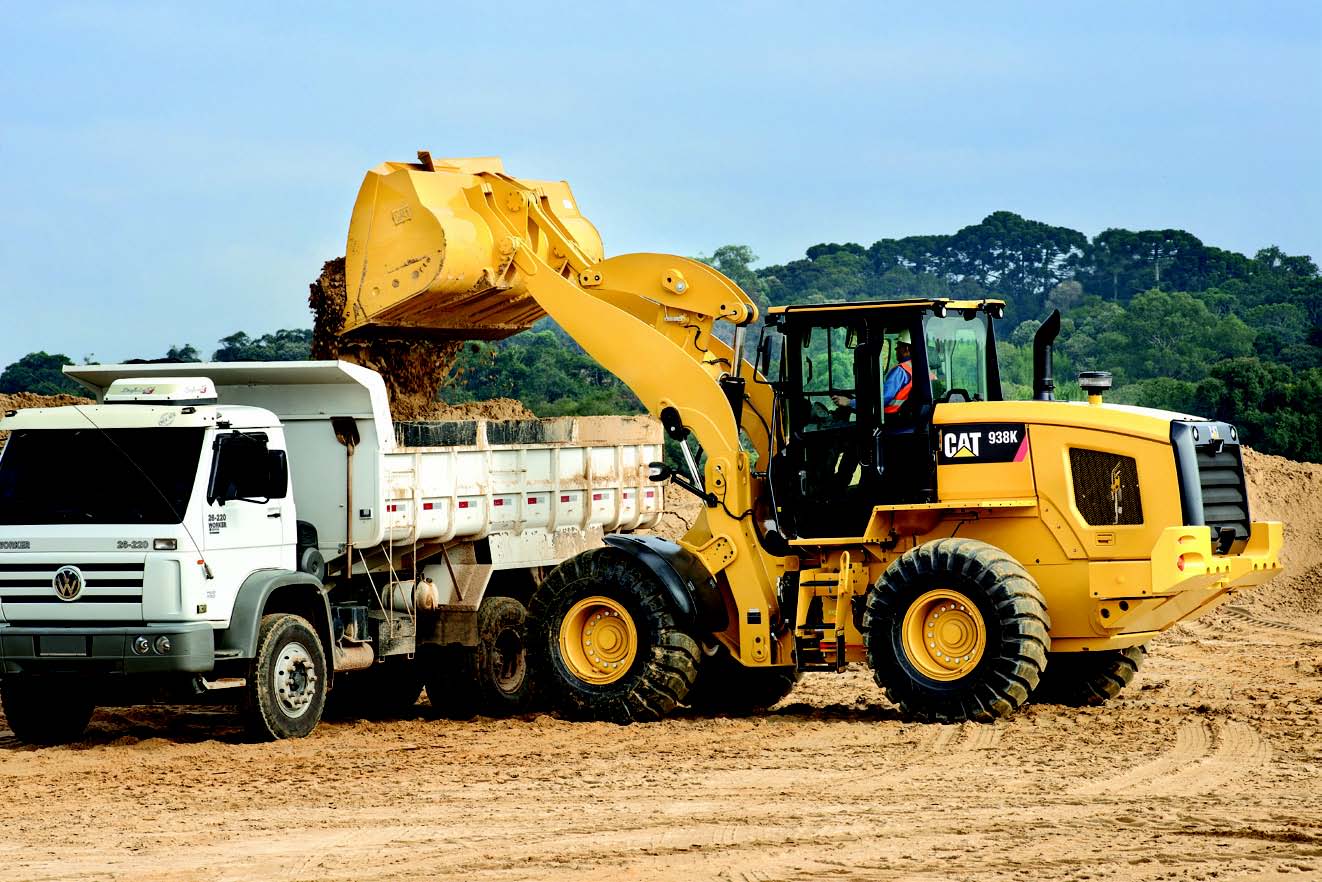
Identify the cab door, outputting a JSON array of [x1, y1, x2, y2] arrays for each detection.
[[777, 321, 880, 537], [202, 430, 296, 594]]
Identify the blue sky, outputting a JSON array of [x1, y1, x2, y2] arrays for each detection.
[[2, 1, 1319, 367]]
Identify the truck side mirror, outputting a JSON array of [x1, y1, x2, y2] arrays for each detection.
[[267, 449, 289, 499]]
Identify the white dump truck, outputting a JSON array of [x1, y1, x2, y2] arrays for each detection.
[[0, 361, 662, 742]]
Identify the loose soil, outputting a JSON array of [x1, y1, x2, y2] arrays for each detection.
[[1, 453, 1320, 881]]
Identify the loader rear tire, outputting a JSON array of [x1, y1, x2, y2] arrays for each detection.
[[687, 646, 801, 714], [1034, 644, 1147, 706], [1, 676, 96, 745], [529, 547, 700, 723], [863, 538, 1050, 723]]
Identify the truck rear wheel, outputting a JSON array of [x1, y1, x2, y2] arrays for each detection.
[[426, 596, 534, 718], [687, 646, 801, 714], [1, 676, 96, 745], [242, 613, 327, 740], [528, 547, 699, 723], [1034, 644, 1147, 706], [863, 538, 1050, 723]]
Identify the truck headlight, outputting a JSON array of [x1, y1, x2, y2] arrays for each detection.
[[153, 538, 178, 551]]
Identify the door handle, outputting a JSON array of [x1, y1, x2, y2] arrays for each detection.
[[267, 511, 283, 519]]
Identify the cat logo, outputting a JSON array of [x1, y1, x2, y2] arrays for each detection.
[[942, 431, 982, 459], [936, 423, 1028, 465]]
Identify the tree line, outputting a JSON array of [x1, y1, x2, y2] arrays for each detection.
[[3, 213, 1317, 460]]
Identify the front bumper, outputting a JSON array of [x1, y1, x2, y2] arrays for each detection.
[[1058, 520, 1284, 651], [0, 622, 215, 675]]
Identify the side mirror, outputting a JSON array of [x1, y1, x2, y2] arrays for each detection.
[[267, 449, 289, 498]]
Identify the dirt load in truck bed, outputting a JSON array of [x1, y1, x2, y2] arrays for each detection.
[[1, 450, 1320, 880]]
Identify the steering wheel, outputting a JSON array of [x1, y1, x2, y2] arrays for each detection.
[[940, 388, 973, 403]]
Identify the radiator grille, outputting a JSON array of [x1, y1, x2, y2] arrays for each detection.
[[1195, 444, 1250, 542], [1070, 449, 1144, 526]]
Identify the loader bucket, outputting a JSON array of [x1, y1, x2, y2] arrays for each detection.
[[341, 154, 604, 341]]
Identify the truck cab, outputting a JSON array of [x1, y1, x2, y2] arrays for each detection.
[[0, 377, 295, 672]]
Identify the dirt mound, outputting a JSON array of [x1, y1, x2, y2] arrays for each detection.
[[648, 486, 704, 541], [0, 392, 90, 410], [1234, 448, 1322, 618], [0, 391, 90, 448], [309, 257, 463, 407]]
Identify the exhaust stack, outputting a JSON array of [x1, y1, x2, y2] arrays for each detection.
[[1032, 310, 1062, 401]]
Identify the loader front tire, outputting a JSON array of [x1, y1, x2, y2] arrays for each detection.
[[687, 646, 801, 714], [863, 538, 1050, 723], [1034, 644, 1147, 706], [529, 547, 700, 723]]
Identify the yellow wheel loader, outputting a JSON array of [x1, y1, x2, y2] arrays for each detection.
[[334, 153, 1283, 723]]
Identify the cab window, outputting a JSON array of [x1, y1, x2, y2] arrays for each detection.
[[924, 312, 990, 402]]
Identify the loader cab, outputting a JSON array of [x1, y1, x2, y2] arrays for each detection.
[[762, 299, 1005, 538]]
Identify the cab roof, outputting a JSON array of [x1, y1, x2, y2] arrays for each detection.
[[766, 297, 1006, 316]]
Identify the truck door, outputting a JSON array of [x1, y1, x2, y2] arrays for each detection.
[[202, 430, 296, 594]]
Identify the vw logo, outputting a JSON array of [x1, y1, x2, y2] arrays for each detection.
[[52, 565, 84, 601]]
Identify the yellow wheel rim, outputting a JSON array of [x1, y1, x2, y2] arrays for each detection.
[[558, 596, 638, 685], [901, 589, 986, 681]]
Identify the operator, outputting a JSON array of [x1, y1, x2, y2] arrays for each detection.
[[883, 331, 915, 419]]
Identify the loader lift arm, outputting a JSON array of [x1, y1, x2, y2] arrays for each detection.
[[343, 154, 786, 665]]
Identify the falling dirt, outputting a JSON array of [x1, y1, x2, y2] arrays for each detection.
[[309, 256, 463, 409], [1, 455, 1320, 881]]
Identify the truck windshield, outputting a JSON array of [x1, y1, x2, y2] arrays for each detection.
[[0, 428, 205, 525]]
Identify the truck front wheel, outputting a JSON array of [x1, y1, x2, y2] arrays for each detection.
[[1, 676, 96, 745], [242, 613, 327, 740], [529, 548, 699, 723]]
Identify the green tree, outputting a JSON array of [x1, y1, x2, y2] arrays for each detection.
[[0, 352, 88, 397], [213, 329, 313, 362]]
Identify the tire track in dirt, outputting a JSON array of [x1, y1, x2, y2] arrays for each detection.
[[1221, 605, 1322, 639], [1074, 719, 1271, 798]]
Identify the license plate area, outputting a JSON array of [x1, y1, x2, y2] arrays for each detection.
[[37, 635, 90, 657]]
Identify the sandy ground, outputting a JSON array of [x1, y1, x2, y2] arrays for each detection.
[[0, 452, 1319, 882]]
